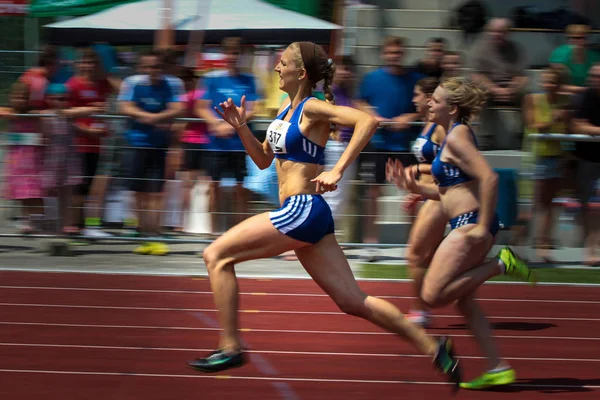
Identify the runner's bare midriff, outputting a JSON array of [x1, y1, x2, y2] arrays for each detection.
[[275, 158, 324, 205]]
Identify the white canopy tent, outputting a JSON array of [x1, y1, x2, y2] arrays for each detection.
[[44, 0, 342, 45]]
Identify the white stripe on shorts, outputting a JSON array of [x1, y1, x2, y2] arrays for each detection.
[[269, 196, 300, 221], [271, 196, 306, 226], [270, 195, 313, 233], [278, 196, 313, 234]]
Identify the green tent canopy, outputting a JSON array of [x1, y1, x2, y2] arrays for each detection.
[[29, 0, 140, 17]]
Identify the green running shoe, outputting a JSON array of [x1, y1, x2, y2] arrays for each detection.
[[188, 349, 246, 373], [460, 368, 516, 390], [433, 336, 462, 392], [498, 246, 536, 285]]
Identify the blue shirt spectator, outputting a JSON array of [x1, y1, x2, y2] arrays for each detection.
[[359, 68, 423, 151], [202, 70, 258, 151], [118, 74, 183, 148]]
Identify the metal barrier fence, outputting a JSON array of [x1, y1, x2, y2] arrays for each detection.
[[0, 113, 597, 249]]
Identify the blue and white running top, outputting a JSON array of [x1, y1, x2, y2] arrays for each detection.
[[411, 123, 440, 164], [269, 194, 334, 244], [266, 97, 325, 165], [431, 123, 477, 187]]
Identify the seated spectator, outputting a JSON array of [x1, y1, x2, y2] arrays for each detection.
[[549, 24, 600, 94], [471, 18, 528, 106], [441, 51, 463, 79], [413, 37, 446, 79], [571, 63, 600, 266], [471, 18, 528, 149], [522, 66, 570, 262]]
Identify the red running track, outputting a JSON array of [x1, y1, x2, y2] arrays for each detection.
[[0, 271, 598, 400]]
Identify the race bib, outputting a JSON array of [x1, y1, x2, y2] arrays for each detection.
[[266, 119, 290, 154], [411, 137, 428, 163]]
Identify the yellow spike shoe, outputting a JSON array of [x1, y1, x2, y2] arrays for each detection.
[[133, 242, 153, 255], [498, 246, 536, 285], [460, 368, 516, 390], [149, 242, 169, 256]]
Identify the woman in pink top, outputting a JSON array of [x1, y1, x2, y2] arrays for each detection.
[[1, 82, 44, 233], [175, 68, 210, 232]]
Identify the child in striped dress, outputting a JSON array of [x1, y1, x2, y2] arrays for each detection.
[[40, 84, 84, 234]]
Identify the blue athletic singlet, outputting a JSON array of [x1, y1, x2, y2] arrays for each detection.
[[266, 97, 325, 165], [431, 123, 477, 187], [411, 123, 440, 164], [432, 123, 501, 236]]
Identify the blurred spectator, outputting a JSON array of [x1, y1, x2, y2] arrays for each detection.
[[1, 82, 44, 234], [471, 18, 528, 149], [257, 48, 286, 119], [160, 49, 183, 78], [413, 37, 447, 79], [571, 63, 600, 266], [118, 49, 184, 255], [175, 67, 210, 232], [18, 45, 59, 110], [323, 55, 359, 229], [355, 36, 423, 261], [66, 48, 112, 236], [159, 50, 187, 231], [195, 37, 258, 234], [94, 66, 137, 235], [441, 51, 463, 79], [549, 24, 600, 94], [522, 66, 570, 262], [40, 84, 83, 234], [471, 18, 528, 106]]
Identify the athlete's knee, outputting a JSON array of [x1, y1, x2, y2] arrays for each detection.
[[202, 244, 229, 273], [420, 283, 443, 309], [202, 244, 217, 269]]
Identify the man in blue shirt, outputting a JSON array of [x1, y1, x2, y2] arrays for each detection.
[[118, 49, 184, 254], [195, 37, 258, 234], [356, 36, 424, 261]]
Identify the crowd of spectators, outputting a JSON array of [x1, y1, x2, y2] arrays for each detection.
[[0, 19, 599, 262]]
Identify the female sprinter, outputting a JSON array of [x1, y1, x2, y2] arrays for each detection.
[[188, 41, 461, 387], [403, 77, 447, 327], [388, 77, 535, 390]]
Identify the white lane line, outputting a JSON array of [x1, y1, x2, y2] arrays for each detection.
[[0, 342, 598, 363], [0, 321, 599, 341], [1, 285, 599, 305], [0, 368, 598, 389], [1, 302, 600, 321], [2, 267, 600, 286]]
